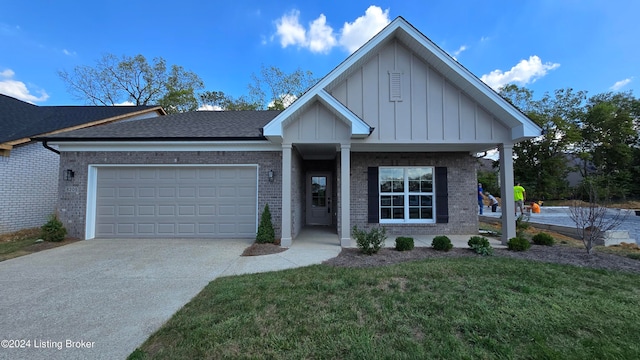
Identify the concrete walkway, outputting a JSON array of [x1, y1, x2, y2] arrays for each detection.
[[0, 235, 341, 360]]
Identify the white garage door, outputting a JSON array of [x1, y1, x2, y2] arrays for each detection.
[[94, 166, 257, 238]]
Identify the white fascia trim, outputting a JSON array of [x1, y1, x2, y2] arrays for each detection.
[[317, 90, 370, 137], [85, 165, 98, 239], [52, 140, 280, 152]]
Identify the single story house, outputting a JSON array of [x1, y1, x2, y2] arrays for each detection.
[[0, 93, 165, 234], [41, 17, 541, 245]]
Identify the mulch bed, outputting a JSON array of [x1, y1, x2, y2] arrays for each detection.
[[322, 245, 640, 274], [241, 243, 288, 256]]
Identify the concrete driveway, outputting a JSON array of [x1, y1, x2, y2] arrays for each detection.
[[0, 237, 340, 360]]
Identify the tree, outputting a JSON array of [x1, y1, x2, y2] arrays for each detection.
[[58, 53, 204, 113], [256, 204, 275, 244], [568, 180, 627, 254], [199, 91, 260, 111], [577, 92, 639, 199], [248, 65, 317, 110], [500, 85, 585, 200]]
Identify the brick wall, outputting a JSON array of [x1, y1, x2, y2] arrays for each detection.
[[58, 151, 282, 239], [350, 152, 477, 236], [0, 143, 59, 234]]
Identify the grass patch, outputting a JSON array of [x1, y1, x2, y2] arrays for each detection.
[[0, 228, 77, 261], [0, 228, 41, 261], [131, 258, 640, 359]]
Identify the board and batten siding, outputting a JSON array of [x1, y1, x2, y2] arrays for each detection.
[[283, 102, 351, 143], [328, 39, 510, 143]]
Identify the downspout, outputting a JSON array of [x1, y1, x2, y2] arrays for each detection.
[[42, 140, 60, 155]]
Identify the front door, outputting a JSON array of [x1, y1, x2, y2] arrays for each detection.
[[306, 173, 332, 225]]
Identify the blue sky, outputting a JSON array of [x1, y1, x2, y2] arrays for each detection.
[[1, 0, 639, 106]]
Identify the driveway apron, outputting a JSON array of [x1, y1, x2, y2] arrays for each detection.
[[0, 238, 252, 360]]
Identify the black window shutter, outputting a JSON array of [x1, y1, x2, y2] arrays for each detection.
[[435, 167, 449, 223], [367, 167, 379, 223]]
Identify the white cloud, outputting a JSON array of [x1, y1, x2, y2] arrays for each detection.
[[197, 104, 223, 111], [0, 68, 49, 103], [62, 49, 77, 56], [273, 5, 390, 54], [275, 10, 306, 48], [610, 77, 632, 91], [480, 55, 560, 90], [338, 6, 390, 52], [451, 45, 467, 60], [308, 14, 336, 53], [115, 101, 135, 106]]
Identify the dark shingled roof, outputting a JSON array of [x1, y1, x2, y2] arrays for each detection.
[[0, 94, 162, 143], [41, 110, 283, 141]]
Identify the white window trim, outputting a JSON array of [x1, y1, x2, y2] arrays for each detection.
[[379, 166, 436, 224]]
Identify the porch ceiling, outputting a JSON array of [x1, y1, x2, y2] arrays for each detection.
[[295, 143, 338, 160]]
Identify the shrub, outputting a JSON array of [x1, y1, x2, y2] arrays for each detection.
[[395, 237, 414, 251], [431, 235, 453, 252], [508, 237, 531, 251], [256, 204, 275, 244], [352, 226, 387, 255], [467, 236, 493, 256], [41, 214, 67, 242], [532, 232, 555, 246]]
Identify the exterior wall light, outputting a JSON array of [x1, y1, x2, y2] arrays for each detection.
[[64, 169, 75, 181], [268, 169, 274, 182]]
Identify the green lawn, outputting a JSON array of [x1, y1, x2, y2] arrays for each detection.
[[130, 257, 640, 359]]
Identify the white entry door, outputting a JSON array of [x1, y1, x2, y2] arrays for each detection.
[[306, 173, 332, 225]]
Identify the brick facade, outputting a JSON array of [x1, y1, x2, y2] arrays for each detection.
[[57, 151, 282, 239], [0, 142, 59, 234], [349, 152, 478, 236]]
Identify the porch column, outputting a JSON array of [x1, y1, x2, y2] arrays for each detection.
[[499, 143, 516, 243], [340, 144, 351, 247], [281, 143, 292, 247]]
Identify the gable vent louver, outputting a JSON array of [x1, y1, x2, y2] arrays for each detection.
[[389, 71, 402, 102]]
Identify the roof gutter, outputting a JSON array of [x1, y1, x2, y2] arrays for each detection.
[[42, 140, 60, 155]]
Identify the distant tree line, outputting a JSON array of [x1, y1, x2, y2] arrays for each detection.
[[59, 54, 317, 113], [489, 85, 640, 201]]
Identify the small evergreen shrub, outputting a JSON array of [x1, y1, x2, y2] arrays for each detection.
[[508, 237, 531, 251], [468, 236, 493, 256], [41, 214, 67, 242], [352, 226, 387, 255], [395, 237, 414, 251], [431, 235, 453, 252], [256, 204, 275, 244], [532, 232, 555, 246]]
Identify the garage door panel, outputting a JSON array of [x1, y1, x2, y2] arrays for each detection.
[[97, 205, 116, 216], [138, 205, 155, 216], [95, 166, 257, 238], [137, 223, 155, 235], [178, 187, 196, 198], [117, 223, 135, 235], [117, 205, 135, 216], [198, 187, 216, 197]]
